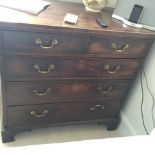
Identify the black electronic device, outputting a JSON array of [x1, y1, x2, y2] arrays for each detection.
[[129, 4, 143, 23]]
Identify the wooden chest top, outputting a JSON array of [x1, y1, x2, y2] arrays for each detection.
[[0, 1, 155, 38]]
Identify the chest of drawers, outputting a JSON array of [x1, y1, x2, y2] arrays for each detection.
[[0, 1, 155, 143]]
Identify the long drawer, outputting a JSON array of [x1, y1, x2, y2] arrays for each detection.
[[3, 30, 86, 55], [7, 100, 121, 128], [6, 80, 130, 106], [88, 37, 153, 58], [5, 56, 142, 80]]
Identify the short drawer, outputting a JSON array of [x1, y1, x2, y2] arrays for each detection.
[[7, 100, 121, 127], [88, 37, 153, 58], [5, 56, 142, 80], [3, 30, 86, 55], [6, 80, 130, 105]]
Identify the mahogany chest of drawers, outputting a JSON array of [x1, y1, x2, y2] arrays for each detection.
[[0, 1, 155, 143]]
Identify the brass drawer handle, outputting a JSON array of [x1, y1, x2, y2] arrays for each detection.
[[104, 65, 120, 74], [112, 43, 129, 53], [31, 110, 48, 118], [33, 64, 55, 74], [90, 105, 105, 111], [97, 86, 113, 94], [36, 38, 58, 49], [33, 88, 51, 96]]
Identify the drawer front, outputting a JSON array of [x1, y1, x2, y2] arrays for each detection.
[[5, 56, 142, 80], [88, 37, 153, 58], [6, 80, 130, 105], [7, 100, 121, 127], [3, 30, 86, 55]]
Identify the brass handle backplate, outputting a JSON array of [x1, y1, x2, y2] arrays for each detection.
[[104, 65, 120, 74], [36, 38, 58, 49], [112, 43, 129, 53], [90, 104, 105, 111], [31, 110, 48, 118], [33, 64, 55, 74], [33, 88, 51, 96], [97, 86, 113, 94]]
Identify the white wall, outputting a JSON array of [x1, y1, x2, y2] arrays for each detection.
[[119, 42, 155, 136]]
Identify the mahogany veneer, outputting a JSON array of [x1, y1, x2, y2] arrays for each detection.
[[0, 1, 155, 142]]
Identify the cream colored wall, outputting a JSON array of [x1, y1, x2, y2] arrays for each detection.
[[119, 42, 155, 136]]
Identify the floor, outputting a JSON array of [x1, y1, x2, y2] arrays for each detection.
[[0, 94, 121, 148]]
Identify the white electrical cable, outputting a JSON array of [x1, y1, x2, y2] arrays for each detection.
[[112, 14, 155, 32]]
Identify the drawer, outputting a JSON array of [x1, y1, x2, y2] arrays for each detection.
[[7, 100, 121, 127], [3, 30, 86, 55], [5, 56, 142, 80], [88, 37, 153, 58], [6, 80, 130, 105]]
